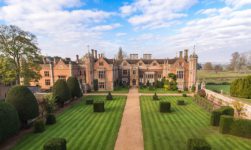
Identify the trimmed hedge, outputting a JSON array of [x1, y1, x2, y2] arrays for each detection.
[[219, 115, 234, 134], [153, 92, 159, 100], [67, 76, 82, 98], [230, 76, 251, 99], [182, 93, 187, 97], [0, 102, 20, 142], [46, 114, 56, 125], [159, 102, 171, 113], [210, 106, 234, 126], [33, 119, 45, 133], [86, 99, 93, 105], [6, 85, 39, 123], [52, 79, 71, 107], [44, 138, 67, 150], [177, 100, 185, 105], [219, 116, 251, 138], [187, 138, 211, 150], [93, 101, 105, 112], [106, 92, 113, 100]]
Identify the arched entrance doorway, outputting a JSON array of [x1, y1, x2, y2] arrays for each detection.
[[132, 79, 136, 86]]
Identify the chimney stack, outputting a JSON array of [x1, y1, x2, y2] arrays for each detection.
[[76, 55, 79, 63], [184, 49, 188, 60], [91, 49, 95, 58], [179, 51, 183, 59], [95, 50, 97, 59]]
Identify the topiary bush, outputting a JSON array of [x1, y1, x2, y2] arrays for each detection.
[[159, 102, 171, 113], [67, 76, 82, 99], [33, 119, 45, 133], [219, 115, 234, 134], [230, 118, 251, 138], [187, 138, 211, 150], [177, 100, 185, 105], [106, 92, 113, 100], [44, 138, 67, 150], [0, 102, 20, 142], [52, 79, 71, 107], [93, 101, 105, 112], [86, 99, 93, 105], [46, 114, 56, 125], [5, 85, 39, 124], [182, 93, 187, 97], [210, 106, 234, 126], [153, 92, 159, 100], [230, 76, 251, 99]]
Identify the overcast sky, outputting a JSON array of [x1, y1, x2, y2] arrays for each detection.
[[0, 0, 251, 63]]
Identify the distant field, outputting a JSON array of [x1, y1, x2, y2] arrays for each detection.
[[206, 85, 230, 95], [140, 96, 251, 150], [12, 96, 126, 150], [197, 70, 251, 83]]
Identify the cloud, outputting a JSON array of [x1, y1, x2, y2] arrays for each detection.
[[224, 0, 251, 8], [120, 0, 197, 29], [115, 32, 127, 37], [0, 0, 118, 58]]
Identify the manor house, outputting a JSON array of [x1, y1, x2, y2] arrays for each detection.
[[31, 49, 198, 92]]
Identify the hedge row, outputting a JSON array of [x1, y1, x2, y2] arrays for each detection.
[[44, 138, 67, 150], [159, 102, 171, 113], [187, 138, 211, 150], [230, 76, 251, 99], [210, 106, 234, 126], [194, 95, 213, 112], [219, 115, 251, 138], [0, 102, 20, 142]]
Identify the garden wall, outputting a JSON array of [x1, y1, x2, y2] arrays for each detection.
[[203, 88, 251, 119]]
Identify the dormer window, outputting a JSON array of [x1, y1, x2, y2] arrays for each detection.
[[153, 63, 157, 66], [123, 62, 127, 66], [99, 62, 104, 66], [139, 63, 142, 66]]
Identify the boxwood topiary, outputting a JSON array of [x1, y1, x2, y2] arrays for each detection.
[[177, 100, 185, 105], [34, 119, 45, 133], [93, 101, 105, 112], [153, 92, 159, 100], [66, 76, 82, 99], [0, 102, 20, 142], [5, 85, 39, 123], [52, 79, 71, 107], [182, 93, 187, 97], [187, 138, 211, 150], [210, 106, 234, 126], [46, 114, 56, 125], [219, 115, 234, 134], [106, 92, 113, 100], [230, 118, 251, 138], [86, 99, 93, 105], [159, 102, 171, 113], [44, 138, 67, 150]]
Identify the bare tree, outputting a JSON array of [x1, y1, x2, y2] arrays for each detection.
[[203, 62, 213, 71], [117, 47, 126, 60], [214, 64, 223, 73]]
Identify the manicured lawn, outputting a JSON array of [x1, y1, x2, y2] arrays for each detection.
[[139, 88, 187, 94], [12, 96, 126, 150], [140, 96, 251, 150], [206, 85, 230, 95]]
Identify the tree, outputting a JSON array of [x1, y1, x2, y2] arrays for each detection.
[[0, 102, 20, 142], [52, 79, 70, 107], [0, 56, 16, 84], [203, 62, 213, 70], [232, 101, 246, 118], [214, 64, 223, 73], [5, 85, 39, 124], [0, 25, 42, 85], [229, 52, 240, 71], [67, 76, 82, 98], [117, 47, 126, 60]]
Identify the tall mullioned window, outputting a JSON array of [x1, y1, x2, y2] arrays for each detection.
[[177, 71, 184, 79], [44, 71, 50, 77], [98, 71, 105, 79], [98, 82, 105, 89], [45, 79, 50, 86], [123, 70, 128, 75]]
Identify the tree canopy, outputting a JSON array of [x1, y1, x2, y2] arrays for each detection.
[[0, 25, 42, 85]]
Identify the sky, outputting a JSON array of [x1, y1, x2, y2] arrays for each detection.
[[0, 0, 251, 63]]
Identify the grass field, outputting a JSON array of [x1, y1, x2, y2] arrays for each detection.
[[197, 70, 251, 83], [139, 88, 187, 94], [140, 96, 251, 150], [91, 87, 129, 93], [12, 96, 126, 150], [206, 85, 230, 95]]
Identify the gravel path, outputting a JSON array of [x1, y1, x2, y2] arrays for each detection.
[[115, 88, 144, 150]]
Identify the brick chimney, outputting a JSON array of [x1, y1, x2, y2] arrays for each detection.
[[184, 49, 188, 60], [179, 51, 183, 59], [95, 50, 97, 59]]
